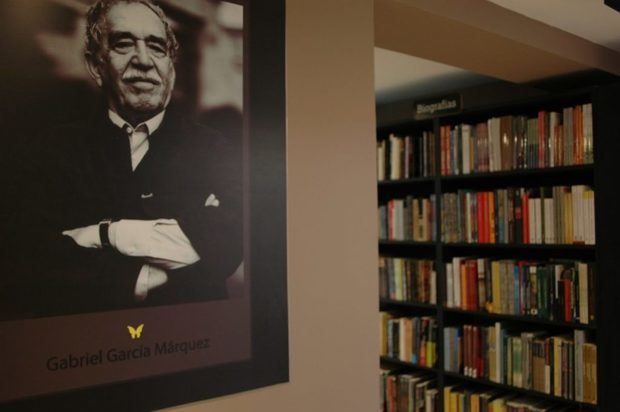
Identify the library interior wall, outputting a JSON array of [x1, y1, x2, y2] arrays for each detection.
[[165, 0, 379, 411]]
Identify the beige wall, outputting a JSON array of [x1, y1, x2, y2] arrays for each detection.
[[165, 0, 378, 410]]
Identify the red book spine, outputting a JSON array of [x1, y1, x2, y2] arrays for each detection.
[[483, 192, 489, 243], [477, 192, 484, 243], [564, 279, 572, 322], [523, 191, 530, 244], [489, 192, 496, 243]]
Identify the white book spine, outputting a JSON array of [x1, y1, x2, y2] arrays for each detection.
[[535, 198, 542, 244], [528, 198, 535, 244], [453, 257, 462, 308], [571, 185, 580, 243], [446, 263, 454, 308], [463, 125, 471, 175], [544, 198, 554, 244]]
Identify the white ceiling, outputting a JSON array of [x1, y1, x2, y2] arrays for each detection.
[[488, 0, 620, 52], [374, 48, 494, 104], [375, 0, 620, 104]]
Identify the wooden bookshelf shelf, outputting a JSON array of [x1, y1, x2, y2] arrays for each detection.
[[443, 307, 596, 331], [379, 240, 437, 247], [442, 371, 597, 409], [380, 299, 438, 311], [442, 242, 595, 251], [380, 356, 440, 374], [378, 176, 435, 186], [440, 164, 593, 182]]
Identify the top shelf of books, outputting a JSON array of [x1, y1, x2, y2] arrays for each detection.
[[377, 101, 593, 183]]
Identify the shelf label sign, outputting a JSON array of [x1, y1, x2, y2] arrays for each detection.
[[414, 94, 462, 119]]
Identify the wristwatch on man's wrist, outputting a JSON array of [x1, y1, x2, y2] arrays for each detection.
[[99, 219, 113, 249]]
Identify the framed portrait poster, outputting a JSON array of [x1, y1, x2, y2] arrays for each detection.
[[0, 0, 287, 410]]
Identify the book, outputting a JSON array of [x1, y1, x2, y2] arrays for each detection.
[[437, 104, 592, 175], [441, 185, 595, 245], [443, 323, 596, 403], [446, 258, 595, 324]]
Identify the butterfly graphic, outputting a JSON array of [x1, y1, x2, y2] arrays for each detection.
[[127, 324, 144, 339]]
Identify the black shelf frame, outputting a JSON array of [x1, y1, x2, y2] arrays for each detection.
[[443, 307, 597, 331], [380, 164, 593, 186], [378, 176, 435, 186], [379, 299, 438, 311], [378, 86, 607, 411], [380, 356, 440, 374]]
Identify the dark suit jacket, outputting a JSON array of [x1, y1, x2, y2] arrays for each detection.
[[6, 108, 242, 318]]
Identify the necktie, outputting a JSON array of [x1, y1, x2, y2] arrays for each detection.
[[124, 123, 150, 171]]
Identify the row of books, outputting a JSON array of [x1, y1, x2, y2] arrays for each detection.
[[439, 104, 593, 176], [379, 196, 437, 241], [444, 385, 581, 412], [380, 313, 438, 367], [377, 132, 437, 181], [379, 257, 437, 304], [445, 258, 595, 324], [441, 186, 595, 245], [380, 370, 438, 412], [444, 323, 597, 404]]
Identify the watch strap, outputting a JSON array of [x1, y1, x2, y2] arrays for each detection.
[[99, 219, 113, 249]]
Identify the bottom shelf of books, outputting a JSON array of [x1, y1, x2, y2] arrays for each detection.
[[380, 312, 597, 411]]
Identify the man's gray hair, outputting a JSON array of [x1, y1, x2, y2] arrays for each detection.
[[85, 0, 179, 60]]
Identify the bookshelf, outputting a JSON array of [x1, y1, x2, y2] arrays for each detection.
[[377, 82, 617, 411]]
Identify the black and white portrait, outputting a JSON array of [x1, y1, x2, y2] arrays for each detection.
[[0, 0, 247, 319], [0, 1, 287, 406]]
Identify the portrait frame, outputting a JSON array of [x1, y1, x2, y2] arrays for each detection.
[[0, 0, 288, 410]]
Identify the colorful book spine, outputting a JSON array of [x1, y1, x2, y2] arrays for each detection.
[[443, 323, 597, 404], [379, 257, 436, 304], [441, 185, 595, 245], [380, 313, 438, 367], [377, 131, 436, 181], [445, 258, 595, 324], [379, 196, 437, 241], [439, 104, 593, 176], [380, 370, 438, 412]]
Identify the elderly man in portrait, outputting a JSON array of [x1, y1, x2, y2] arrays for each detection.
[[9, 0, 242, 317]]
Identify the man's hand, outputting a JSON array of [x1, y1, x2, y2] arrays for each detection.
[[62, 225, 101, 248]]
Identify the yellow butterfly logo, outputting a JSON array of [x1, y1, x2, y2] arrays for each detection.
[[127, 324, 144, 339]]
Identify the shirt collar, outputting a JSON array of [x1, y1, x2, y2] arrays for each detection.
[[108, 110, 166, 135]]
